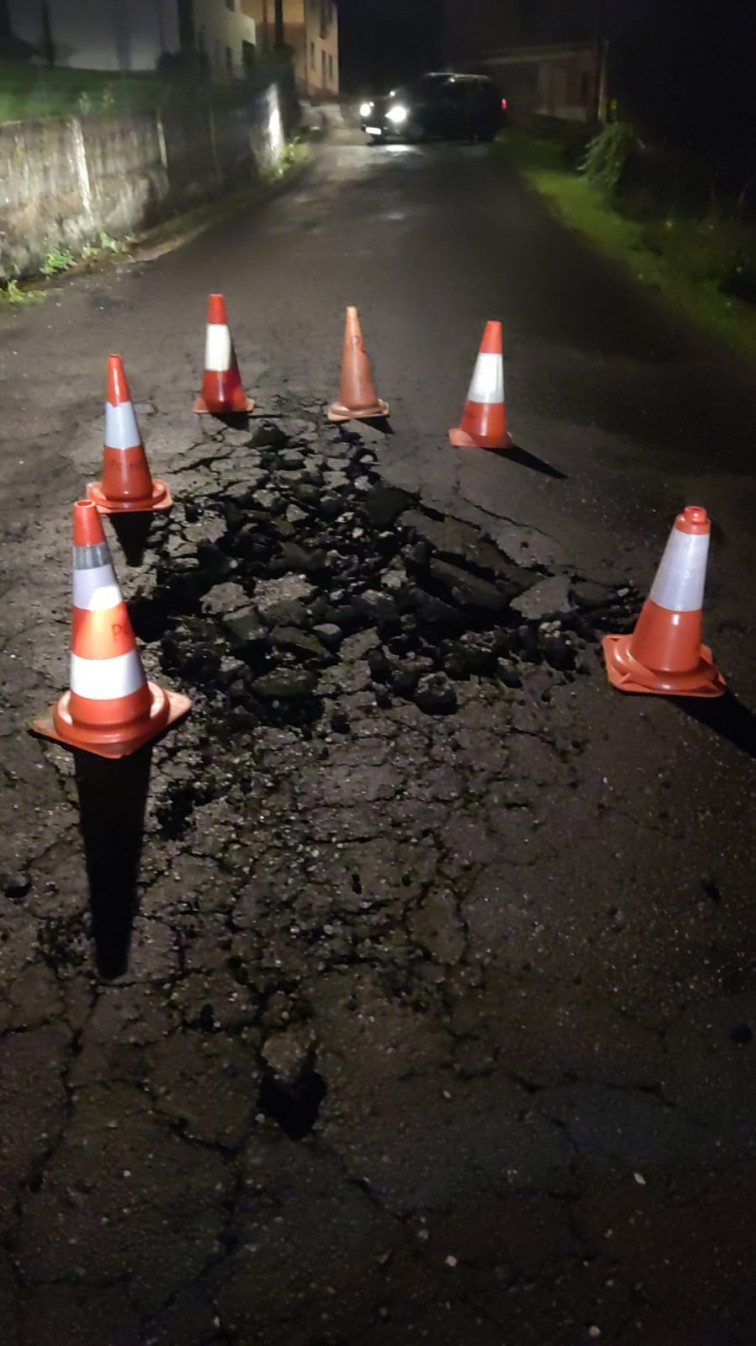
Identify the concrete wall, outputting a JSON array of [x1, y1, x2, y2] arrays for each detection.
[[0, 82, 295, 280]]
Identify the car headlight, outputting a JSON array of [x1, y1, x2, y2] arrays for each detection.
[[386, 104, 408, 125], [359, 101, 373, 117]]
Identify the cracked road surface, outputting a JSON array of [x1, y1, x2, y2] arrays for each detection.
[[1, 123, 756, 1346]]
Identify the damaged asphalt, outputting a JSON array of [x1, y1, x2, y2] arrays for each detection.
[[2, 124, 756, 1345]]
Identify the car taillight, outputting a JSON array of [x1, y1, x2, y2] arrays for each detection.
[[501, 98, 508, 110]]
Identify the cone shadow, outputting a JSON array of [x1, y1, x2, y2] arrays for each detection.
[[109, 512, 155, 566], [74, 745, 152, 979], [334, 415, 394, 441], [494, 440, 567, 480], [674, 690, 756, 762], [212, 411, 251, 432], [359, 415, 394, 435]]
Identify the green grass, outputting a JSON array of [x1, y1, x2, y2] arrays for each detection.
[[498, 131, 756, 363], [0, 57, 290, 124]]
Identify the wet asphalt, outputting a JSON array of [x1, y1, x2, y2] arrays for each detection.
[[1, 120, 756, 1345]]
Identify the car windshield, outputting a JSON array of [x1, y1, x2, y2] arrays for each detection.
[[393, 75, 449, 102]]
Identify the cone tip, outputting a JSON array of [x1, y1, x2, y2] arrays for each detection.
[[480, 320, 503, 355], [72, 498, 107, 548], [677, 505, 710, 535], [107, 353, 130, 406], [207, 293, 228, 324]]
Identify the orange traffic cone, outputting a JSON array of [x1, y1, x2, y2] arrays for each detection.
[[603, 505, 725, 697], [193, 293, 255, 416], [31, 501, 191, 758], [328, 306, 389, 422], [449, 321, 512, 450], [87, 355, 171, 514]]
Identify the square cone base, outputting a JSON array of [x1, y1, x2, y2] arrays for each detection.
[[30, 684, 192, 759], [193, 395, 255, 416], [86, 479, 173, 514], [449, 427, 513, 450], [327, 398, 389, 423], [602, 634, 726, 698]]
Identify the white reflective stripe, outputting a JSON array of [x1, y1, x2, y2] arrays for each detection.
[[70, 648, 146, 700], [466, 351, 504, 405], [205, 323, 232, 371], [649, 527, 709, 612], [105, 399, 140, 450], [73, 564, 118, 611]]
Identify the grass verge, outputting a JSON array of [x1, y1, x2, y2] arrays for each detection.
[[498, 130, 756, 363], [0, 57, 295, 124]]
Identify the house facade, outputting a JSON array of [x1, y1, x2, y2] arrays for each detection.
[[242, 0, 339, 99], [474, 43, 599, 125]]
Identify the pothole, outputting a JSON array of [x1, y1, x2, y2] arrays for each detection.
[[130, 407, 638, 748]]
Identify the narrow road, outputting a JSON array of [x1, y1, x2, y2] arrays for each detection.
[[1, 122, 755, 1346]]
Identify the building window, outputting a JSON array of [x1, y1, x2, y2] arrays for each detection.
[[226, 45, 233, 75], [328, 53, 333, 82], [310, 41, 315, 69]]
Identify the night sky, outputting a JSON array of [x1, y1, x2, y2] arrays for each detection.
[[337, 0, 445, 94]]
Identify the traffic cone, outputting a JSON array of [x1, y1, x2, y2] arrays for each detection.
[[449, 321, 512, 450], [193, 293, 254, 416], [87, 355, 171, 514], [31, 500, 191, 758], [602, 505, 725, 697], [328, 306, 389, 422]]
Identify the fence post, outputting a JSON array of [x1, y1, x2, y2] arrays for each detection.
[[208, 99, 221, 182], [71, 117, 95, 224], [156, 108, 168, 171]]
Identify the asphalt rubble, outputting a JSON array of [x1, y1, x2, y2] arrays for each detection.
[[2, 402, 756, 1346]]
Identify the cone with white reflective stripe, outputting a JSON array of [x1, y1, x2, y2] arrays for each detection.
[[327, 306, 389, 422], [87, 355, 171, 514], [31, 501, 191, 758], [193, 293, 254, 416], [450, 321, 512, 450], [602, 506, 725, 697]]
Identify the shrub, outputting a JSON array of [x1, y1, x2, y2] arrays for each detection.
[[580, 120, 637, 195]]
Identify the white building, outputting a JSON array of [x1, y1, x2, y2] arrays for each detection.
[[191, 0, 257, 80], [6, 0, 257, 81]]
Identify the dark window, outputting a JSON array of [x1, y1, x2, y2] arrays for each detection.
[[328, 52, 333, 81], [226, 45, 233, 74]]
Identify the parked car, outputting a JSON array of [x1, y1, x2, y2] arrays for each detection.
[[359, 72, 505, 145]]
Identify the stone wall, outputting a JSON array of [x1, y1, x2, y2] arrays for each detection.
[[0, 82, 297, 281]]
